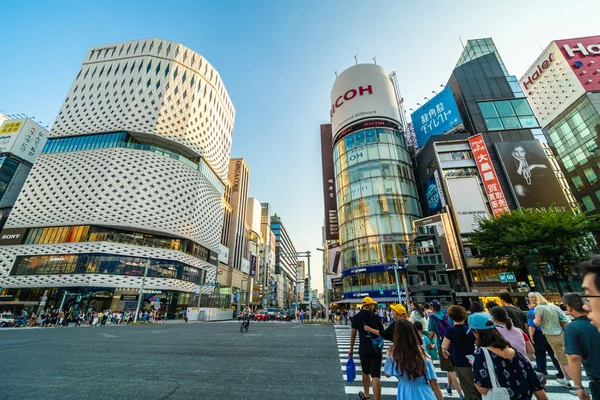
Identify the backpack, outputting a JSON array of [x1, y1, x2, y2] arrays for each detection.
[[430, 314, 451, 340]]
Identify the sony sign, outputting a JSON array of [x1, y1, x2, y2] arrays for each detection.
[[330, 64, 401, 137], [563, 42, 600, 58], [0, 228, 27, 245]]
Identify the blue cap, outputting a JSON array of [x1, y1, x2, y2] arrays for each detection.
[[467, 313, 496, 333]]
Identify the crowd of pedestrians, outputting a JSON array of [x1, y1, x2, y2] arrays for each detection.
[[345, 257, 600, 400], [2, 309, 168, 327]]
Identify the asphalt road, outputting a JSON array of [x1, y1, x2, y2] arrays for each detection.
[[0, 321, 347, 400]]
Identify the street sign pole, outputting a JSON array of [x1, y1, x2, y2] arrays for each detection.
[[134, 258, 150, 323], [393, 259, 403, 305]]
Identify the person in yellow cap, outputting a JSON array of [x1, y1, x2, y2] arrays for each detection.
[[348, 297, 384, 400], [364, 303, 408, 342]]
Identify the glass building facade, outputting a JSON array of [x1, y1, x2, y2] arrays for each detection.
[[546, 93, 600, 213], [0, 156, 20, 201], [333, 126, 421, 289]]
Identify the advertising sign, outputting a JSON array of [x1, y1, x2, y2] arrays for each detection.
[[495, 140, 569, 209], [218, 244, 229, 264], [250, 255, 257, 278], [424, 170, 446, 215], [411, 87, 462, 147], [241, 258, 250, 274], [330, 64, 401, 136], [320, 124, 339, 241], [468, 134, 510, 217], [557, 35, 600, 93], [0, 228, 27, 245], [446, 177, 489, 234], [328, 241, 342, 279], [0, 119, 48, 164]]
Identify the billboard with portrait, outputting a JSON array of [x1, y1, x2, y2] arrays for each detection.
[[411, 87, 462, 147], [495, 140, 569, 209]]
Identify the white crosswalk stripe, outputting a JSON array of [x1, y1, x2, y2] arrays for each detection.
[[334, 325, 579, 399]]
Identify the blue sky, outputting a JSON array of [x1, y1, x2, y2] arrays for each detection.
[[2, 0, 600, 292]]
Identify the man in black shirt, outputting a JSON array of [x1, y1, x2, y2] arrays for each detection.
[[348, 297, 384, 400], [499, 292, 528, 332]]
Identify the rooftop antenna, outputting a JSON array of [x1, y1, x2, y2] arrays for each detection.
[[459, 36, 465, 50], [334, 70, 338, 78], [372, 56, 377, 65], [354, 54, 358, 65]]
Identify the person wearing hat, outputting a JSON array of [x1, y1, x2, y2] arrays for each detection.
[[349, 296, 384, 400], [364, 303, 408, 342], [468, 313, 548, 400]]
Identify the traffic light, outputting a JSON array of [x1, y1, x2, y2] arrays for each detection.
[[76, 296, 82, 302], [379, 286, 384, 295], [304, 278, 308, 285]]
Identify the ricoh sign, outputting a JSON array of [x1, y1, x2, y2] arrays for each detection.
[[330, 63, 401, 138]]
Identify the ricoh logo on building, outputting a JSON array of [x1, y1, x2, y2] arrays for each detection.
[[330, 85, 373, 117], [522, 53, 554, 90], [563, 42, 600, 58]]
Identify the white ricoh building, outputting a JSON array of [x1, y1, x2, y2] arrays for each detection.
[[0, 39, 235, 316]]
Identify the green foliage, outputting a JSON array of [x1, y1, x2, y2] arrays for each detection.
[[469, 209, 600, 272]]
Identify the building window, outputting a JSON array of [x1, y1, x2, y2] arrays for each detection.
[[584, 168, 598, 185], [582, 195, 596, 212], [571, 175, 585, 191], [595, 189, 600, 203], [478, 98, 538, 131]]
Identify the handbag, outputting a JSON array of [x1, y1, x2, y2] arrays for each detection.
[[481, 348, 510, 400], [363, 322, 384, 355], [346, 356, 356, 382]]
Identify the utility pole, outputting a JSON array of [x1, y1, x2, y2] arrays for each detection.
[[307, 251, 312, 322], [134, 258, 151, 323]]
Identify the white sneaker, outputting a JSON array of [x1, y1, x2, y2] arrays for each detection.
[[558, 378, 573, 389]]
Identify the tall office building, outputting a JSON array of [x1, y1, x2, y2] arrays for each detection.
[[0, 39, 234, 315], [270, 214, 298, 308], [330, 63, 421, 303], [226, 158, 250, 271], [521, 35, 600, 214]]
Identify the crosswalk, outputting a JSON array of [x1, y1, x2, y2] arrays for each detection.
[[334, 325, 578, 399]]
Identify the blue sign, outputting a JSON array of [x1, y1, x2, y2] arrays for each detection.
[[341, 263, 407, 278], [425, 173, 443, 215], [410, 87, 462, 147], [499, 272, 516, 283], [343, 289, 405, 300], [545, 263, 554, 272]]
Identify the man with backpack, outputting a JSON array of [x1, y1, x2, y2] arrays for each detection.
[[348, 297, 384, 400], [428, 300, 463, 397]]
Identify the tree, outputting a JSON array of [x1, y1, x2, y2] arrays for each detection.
[[469, 209, 600, 277]]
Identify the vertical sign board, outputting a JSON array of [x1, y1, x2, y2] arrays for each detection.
[[424, 170, 446, 215], [468, 134, 510, 217], [445, 177, 489, 234], [320, 124, 339, 240]]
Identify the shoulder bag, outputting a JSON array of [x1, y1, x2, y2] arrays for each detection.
[[481, 348, 510, 400]]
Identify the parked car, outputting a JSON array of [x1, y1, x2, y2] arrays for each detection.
[[266, 308, 276, 319], [254, 311, 269, 321], [0, 314, 15, 327]]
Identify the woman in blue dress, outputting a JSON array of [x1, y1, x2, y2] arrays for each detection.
[[384, 320, 443, 400]]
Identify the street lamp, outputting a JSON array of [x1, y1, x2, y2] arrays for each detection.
[[279, 250, 312, 321]]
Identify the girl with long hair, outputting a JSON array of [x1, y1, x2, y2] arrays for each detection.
[[384, 320, 443, 400], [490, 306, 532, 358], [409, 302, 428, 327]]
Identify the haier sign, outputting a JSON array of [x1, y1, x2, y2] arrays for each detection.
[[410, 87, 462, 147]]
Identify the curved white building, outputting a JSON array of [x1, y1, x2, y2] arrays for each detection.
[[0, 39, 234, 315]]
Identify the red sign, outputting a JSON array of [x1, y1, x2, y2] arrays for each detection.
[[330, 85, 373, 118], [468, 134, 510, 217], [556, 35, 600, 92]]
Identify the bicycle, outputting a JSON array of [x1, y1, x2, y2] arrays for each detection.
[[240, 315, 250, 332]]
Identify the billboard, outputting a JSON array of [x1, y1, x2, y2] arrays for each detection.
[[411, 87, 462, 147], [469, 134, 510, 217], [424, 170, 446, 215], [330, 64, 401, 136], [320, 124, 339, 241], [556, 35, 600, 93], [446, 177, 489, 234], [495, 140, 569, 209], [218, 244, 229, 264], [241, 258, 250, 274], [0, 119, 48, 164], [327, 241, 342, 279]]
